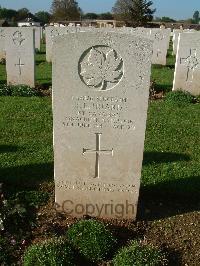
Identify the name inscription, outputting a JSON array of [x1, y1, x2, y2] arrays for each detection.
[[62, 95, 136, 131]]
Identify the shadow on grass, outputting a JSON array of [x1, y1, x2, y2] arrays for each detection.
[[0, 80, 6, 84], [143, 151, 190, 165], [0, 145, 19, 153], [36, 60, 45, 65], [0, 162, 53, 194], [138, 175, 200, 221], [36, 50, 46, 55], [154, 83, 172, 93]]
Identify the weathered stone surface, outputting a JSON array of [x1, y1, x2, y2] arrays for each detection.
[[173, 32, 200, 96], [53, 32, 152, 220], [32, 26, 42, 51], [46, 27, 77, 62], [6, 27, 35, 87], [150, 28, 171, 65], [0, 27, 7, 59], [173, 29, 183, 55]]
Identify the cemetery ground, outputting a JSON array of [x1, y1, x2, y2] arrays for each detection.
[[0, 43, 199, 265]]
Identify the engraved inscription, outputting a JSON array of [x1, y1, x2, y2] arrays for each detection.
[[13, 31, 25, 46], [83, 133, 113, 178], [62, 96, 136, 131], [180, 48, 200, 82], [56, 180, 136, 193], [155, 32, 164, 41], [79, 45, 123, 91], [15, 58, 25, 75]]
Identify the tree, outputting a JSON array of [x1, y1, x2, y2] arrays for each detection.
[[160, 16, 176, 23], [51, 0, 81, 21], [193, 10, 199, 24], [35, 11, 52, 25], [98, 12, 114, 20], [112, 0, 156, 26], [83, 13, 98, 20], [16, 8, 30, 21], [0, 6, 17, 20]]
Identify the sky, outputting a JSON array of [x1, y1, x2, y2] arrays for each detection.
[[0, 0, 199, 20]]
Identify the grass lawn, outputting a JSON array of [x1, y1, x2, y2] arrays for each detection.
[[0, 43, 199, 265]]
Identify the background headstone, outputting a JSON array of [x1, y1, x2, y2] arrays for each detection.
[[53, 32, 152, 220], [0, 27, 7, 59], [45, 26, 76, 62], [33, 26, 42, 51], [6, 27, 35, 87], [150, 28, 171, 65], [173, 32, 200, 96], [173, 29, 183, 55]]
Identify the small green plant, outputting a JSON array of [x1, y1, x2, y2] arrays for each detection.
[[16, 191, 49, 207], [23, 237, 76, 266], [0, 84, 40, 97], [0, 84, 10, 96], [67, 219, 117, 262], [113, 240, 167, 266], [0, 237, 14, 264], [165, 90, 195, 106]]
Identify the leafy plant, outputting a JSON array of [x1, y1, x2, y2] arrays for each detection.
[[113, 240, 167, 266], [16, 191, 49, 208], [0, 84, 11, 96], [67, 219, 117, 262], [0, 84, 40, 97], [0, 187, 49, 236], [165, 90, 195, 106], [23, 237, 76, 266]]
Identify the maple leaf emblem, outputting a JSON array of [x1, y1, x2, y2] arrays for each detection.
[[80, 47, 123, 90]]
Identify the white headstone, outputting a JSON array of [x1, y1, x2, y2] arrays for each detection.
[[0, 27, 7, 59], [173, 29, 183, 55], [33, 26, 42, 51], [45, 27, 76, 62], [150, 29, 171, 65], [52, 32, 153, 220], [173, 32, 200, 96], [6, 28, 35, 87]]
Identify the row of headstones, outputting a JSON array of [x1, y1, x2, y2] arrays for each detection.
[[172, 29, 200, 96], [46, 26, 171, 65], [1, 26, 200, 96], [0, 26, 171, 89]]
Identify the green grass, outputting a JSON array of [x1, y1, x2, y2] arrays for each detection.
[[0, 62, 6, 85], [151, 40, 176, 92], [143, 101, 200, 192], [0, 97, 53, 194], [35, 44, 52, 87]]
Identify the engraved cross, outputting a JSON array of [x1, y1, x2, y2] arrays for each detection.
[[15, 58, 25, 75], [83, 133, 113, 179], [180, 48, 199, 82]]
